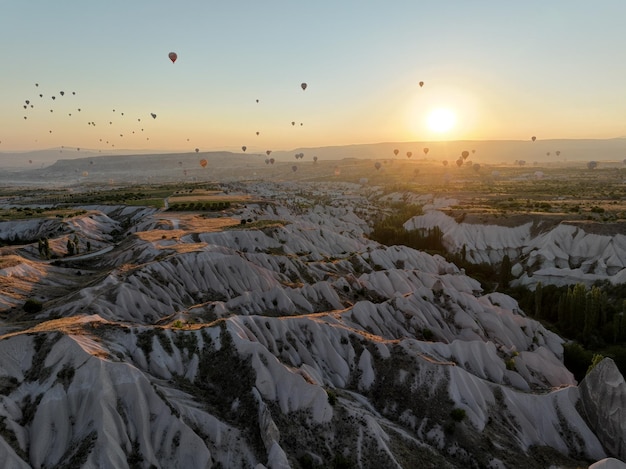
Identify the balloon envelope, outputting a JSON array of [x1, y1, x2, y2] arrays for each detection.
[[242, 146, 247, 152], [301, 83, 307, 90], [393, 149, 399, 156], [168, 52, 177, 63], [419, 81, 424, 87], [200, 159, 208, 168]]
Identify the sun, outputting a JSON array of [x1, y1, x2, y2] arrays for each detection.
[[427, 108, 456, 133]]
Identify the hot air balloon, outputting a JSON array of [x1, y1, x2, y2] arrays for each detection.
[[531, 136, 536, 142], [587, 161, 598, 170], [195, 148, 199, 153], [442, 160, 448, 166], [256, 131, 260, 136], [242, 146, 247, 152], [313, 156, 318, 163], [461, 150, 470, 159], [456, 158, 463, 167], [473, 163, 481, 172], [374, 162, 381, 170], [291, 121, 296, 126], [200, 159, 208, 168], [419, 81, 424, 87], [82, 171, 88, 177], [292, 165, 298, 172], [423, 148, 429, 155], [556, 151, 561, 156], [151, 113, 157, 119], [269, 158, 275, 164], [265, 159, 270, 165], [301, 83, 307, 91], [406, 151, 412, 158], [169, 52, 178, 63], [266, 150, 272, 156], [60, 91, 64, 96], [256, 99, 259, 103], [393, 149, 399, 156]]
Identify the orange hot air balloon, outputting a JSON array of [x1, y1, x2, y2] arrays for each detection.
[[168, 52, 178, 63], [199, 159, 208, 168]]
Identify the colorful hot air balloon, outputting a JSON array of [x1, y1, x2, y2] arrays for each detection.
[[200, 159, 208, 168], [169, 52, 178, 63]]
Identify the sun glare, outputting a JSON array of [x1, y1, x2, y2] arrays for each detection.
[[427, 108, 456, 134]]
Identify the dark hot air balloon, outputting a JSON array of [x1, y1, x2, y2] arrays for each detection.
[[151, 113, 157, 119], [195, 148, 199, 153], [393, 149, 399, 156], [266, 150, 272, 156], [374, 162, 381, 170], [242, 146, 247, 152], [169, 52, 177, 63], [531, 136, 536, 142], [461, 150, 469, 159], [423, 147, 429, 155], [301, 83, 307, 90], [406, 151, 412, 158], [419, 81, 424, 87]]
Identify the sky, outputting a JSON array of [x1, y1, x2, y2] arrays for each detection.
[[1, 1, 626, 154]]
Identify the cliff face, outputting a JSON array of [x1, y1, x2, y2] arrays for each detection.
[[580, 358, 626, 461]]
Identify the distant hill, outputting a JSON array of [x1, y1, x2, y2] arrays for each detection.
[[273, 138, 626, 164]]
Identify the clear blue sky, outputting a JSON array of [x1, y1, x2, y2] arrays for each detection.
[[2, 1, 625, 153]]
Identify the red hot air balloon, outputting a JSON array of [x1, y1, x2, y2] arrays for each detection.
[[200, 159, 208, 168], [168, 52, 178, 63]]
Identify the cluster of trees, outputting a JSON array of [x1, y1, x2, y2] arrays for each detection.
[[369, 204, 446, 253], [167, 201, 231, 211]]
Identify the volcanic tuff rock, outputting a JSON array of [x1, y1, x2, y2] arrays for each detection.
[[579, 358, 626, 461], [0, 181, 622, 467]]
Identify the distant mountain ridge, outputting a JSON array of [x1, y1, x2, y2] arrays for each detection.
[[3, 137, 626, 169]]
